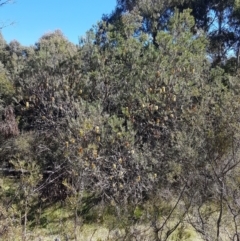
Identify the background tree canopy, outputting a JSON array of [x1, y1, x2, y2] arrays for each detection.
[[106, 0, 240, 68], [1, 1, 240, 240]]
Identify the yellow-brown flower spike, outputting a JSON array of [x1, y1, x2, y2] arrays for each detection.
[[155, 71, 160, 78], [79, 129, 84, 137], [65, 141, 69, 149], [78, 147, 83, 154], [95, 126, 100, 134], [172, 95, 176, 102], [136, 176, 141, 182], [162, 86, 166, 93], [93, 150, 98, 158], [26, 101, 29, 108], [110, 199, 116, 206], [70, 138, 75, 144]]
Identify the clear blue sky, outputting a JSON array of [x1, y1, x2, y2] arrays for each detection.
[[0, 0, 116, 46]]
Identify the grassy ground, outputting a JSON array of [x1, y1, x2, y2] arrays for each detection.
[[0, 178, 230, 240], [1, 201, 204, 241], [2, 222, 203, 241]]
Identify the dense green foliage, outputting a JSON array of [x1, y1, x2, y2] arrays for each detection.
[[1, 1, 240, 240]]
